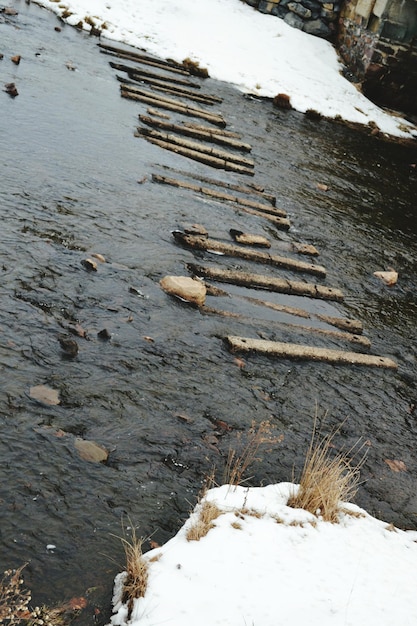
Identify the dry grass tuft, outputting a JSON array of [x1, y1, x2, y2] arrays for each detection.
[[288, 421, 363, 523], [186, 501, 223, 541], [119, 526, 149, 619], [224, 420, 279, 486]]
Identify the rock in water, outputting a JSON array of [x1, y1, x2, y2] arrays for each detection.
[[373, 270, 398, 286], [160, 275, 206, 306]]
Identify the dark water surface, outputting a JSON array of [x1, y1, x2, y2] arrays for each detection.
[[1, 1, 417, 622]]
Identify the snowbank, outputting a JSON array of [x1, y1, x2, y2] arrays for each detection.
[[34, 0, 416, 138], [109, 483, 417, 626]]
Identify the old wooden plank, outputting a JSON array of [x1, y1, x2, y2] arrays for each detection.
[[188, 264, 344, 301], [225, 336, 397, 369], [117, 75, 221, 105], [173, 232, 326, 277]]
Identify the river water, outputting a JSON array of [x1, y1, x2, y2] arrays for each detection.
[[1, 1, 417, 623]]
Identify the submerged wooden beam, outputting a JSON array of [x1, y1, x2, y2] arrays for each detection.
[[143, 137, 255, 176], [152, 175, 285, 216], [140, 115, 252, 152], [173, 232, 326, 277], [117, 75, 221, 105], [182, 122, 242, 139], [120, 85, 226, 127], [188, 264, 344, 301], [159, 165, 276, 204], [225, 336, 397, 369], [99, 42, 191, 75], [201, 307, 369, 347], [241, 295, 363, 334], [109, 61, 201, 88], [138, 129, 254, 168]]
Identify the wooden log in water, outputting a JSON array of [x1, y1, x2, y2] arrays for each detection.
[[140, 115, 252, 152], [109, 61, 201, 88], [182, 122, 242, 139], [173, 232, 326, 277], [241, 295, 362, 333], [120, 86, 226, 127], [158, 165, 276, 204], [138, 129, 254, 168], [143, 136, 255, 176], [152, 175, 285, 216], [117, 75, 221, 105], [225, 336, 397, 369], [99, 42, 191, 75], [188, 264, 344, 301]]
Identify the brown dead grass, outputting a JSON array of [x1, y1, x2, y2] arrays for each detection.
[[224, 420, 279, 486], [186, 501, 223, 541], [288, 422, 363, 523], [119, 527, 149, 618]]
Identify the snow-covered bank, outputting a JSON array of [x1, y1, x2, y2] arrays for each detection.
[[109, 483, 417, 626], [34, 0, 416, 139]]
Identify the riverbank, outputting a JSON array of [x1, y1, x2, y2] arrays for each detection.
[[32, 0, 417, 140]]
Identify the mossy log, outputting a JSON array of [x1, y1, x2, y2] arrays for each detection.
[[152, 175, 285, 216], [173, 232, 326, 277], [188, 264, 344, 301], [140, 115, 252, 152], [225, 336, 397, 369], [138, 129, 254, 168]]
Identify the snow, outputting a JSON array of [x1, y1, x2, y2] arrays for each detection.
[[33, 0, 417, 139], [108, 483, 417, 626]]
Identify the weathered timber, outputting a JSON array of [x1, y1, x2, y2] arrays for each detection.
[[152, 175, 285, 216], [140, 115, 252, 152], [206, 286, 363, 333], [147, 107, 170, 119], [137, 129, 254, 168], [143, 137, 255, 175], [225, 336, 397, 369], [201, 306, 369, 347], [229, 230, 271, 247], [316, 314, 363, 334], [99, 42, 191, 75], [120, 86, 226, 127], [173, 232, 326, 277], [117, 75, 221, 105], [122, 82, 219, 112], [235, 206, 290, 229], [182, 122, 242, 139], [188, 265, 344, 301], [109, 61, 200, 88], [159, 165, 276, 204], [242, 295, 362, 333]]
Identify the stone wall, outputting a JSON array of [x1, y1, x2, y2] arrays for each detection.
[[337, 0, 417, 115], [241, 0, 339, 39]]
